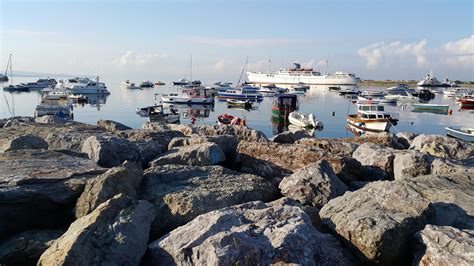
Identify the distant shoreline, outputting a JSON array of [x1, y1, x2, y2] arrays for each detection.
[[360, 80, 474, 88]]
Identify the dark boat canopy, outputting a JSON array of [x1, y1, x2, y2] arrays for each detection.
[[273, 94, 298, 108]]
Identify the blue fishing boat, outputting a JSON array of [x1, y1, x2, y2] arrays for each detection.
[[412, 103, 449, 115], [217, 86, 263, 102]]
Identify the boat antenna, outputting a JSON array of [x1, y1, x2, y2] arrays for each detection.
[[237, 56, 248, 86]]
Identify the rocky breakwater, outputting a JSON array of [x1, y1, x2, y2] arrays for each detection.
[[0, 117, 472, 266]]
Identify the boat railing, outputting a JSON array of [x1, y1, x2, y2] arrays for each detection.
[[388, 113, 399, 120]]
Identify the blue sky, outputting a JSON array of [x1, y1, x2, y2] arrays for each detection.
[[0, 0, 472, 81]]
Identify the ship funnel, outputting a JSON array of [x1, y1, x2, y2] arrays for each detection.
[[292, 63, 301, 69]]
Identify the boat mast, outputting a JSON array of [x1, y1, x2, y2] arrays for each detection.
[[237, 56, 248, 86], [4, 54, 11, 77], [9, 53, 13, 85], [190, 55, 192, 82], [267, 58, 271, 74], [324, 55, 329, 75]]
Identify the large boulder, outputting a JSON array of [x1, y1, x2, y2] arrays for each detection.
[[392, 150, 431, 180], [409, 134, 474, 160], [270, 129, 311, 144], [81, 135, 141, 167], [0, 134, 48, 152], [141, 164, 279, 237], [75, 161, 143, 218], [0, 149, 106, 239], [395, 132, 418, 149], [413, 225, 474, 265], [150, 143, 225, 167], [170, 124, 268, 143], [148, 200, 354, 265], [352, 143, 396, 179], [34, 115, 69, 124], [37, 194, 156, 266], [295, 138, 359, 157], [279, 160, 348, 208], [97, 119, 132, 133], [168, 134, 239, 160], [0, 229, 64, 265], [319, 172, 474, 264]]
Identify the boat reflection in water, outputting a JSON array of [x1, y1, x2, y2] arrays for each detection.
[[72, 93, 109, 110], [271, 116, 316, 137], [163, 103, 214, 120]]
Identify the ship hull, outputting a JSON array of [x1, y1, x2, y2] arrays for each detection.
[[247, 72, 359, 85]]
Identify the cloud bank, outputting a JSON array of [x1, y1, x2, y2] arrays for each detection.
[[113, 51, 170, 67]]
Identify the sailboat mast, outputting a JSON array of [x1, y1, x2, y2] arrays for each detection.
[[190, 55, 192, 82], [268, 58, 271, 74], [9, 54, 13, 85], [324, 55, 329, 75], [237, 56, 248, 86]]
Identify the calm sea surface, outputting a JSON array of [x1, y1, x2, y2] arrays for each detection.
[[1, 77, 472, 138]]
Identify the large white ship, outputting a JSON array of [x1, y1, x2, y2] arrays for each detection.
[[246, 63, 360, 85]]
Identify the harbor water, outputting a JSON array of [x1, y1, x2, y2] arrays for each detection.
[[1, 77, 472, 138]]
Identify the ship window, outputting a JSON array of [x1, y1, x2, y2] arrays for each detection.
[[369, 114, 376, 119], [377, 106, 384, 111], [377, 114, 383, 118], [370, 106, 376, 111], [362, 114, 368, 119], [362, 106, 370, 111]]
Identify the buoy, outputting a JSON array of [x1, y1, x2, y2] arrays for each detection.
[[449, 110, 453, 115], [332, 111, 335, 116]]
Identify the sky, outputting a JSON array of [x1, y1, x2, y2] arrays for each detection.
[[0, 0, 473, 82]]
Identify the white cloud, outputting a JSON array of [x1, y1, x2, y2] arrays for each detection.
[[179, 36, 314, 48], [442, 35, 474, 66], [358, 39, 428, 68], [358, 36, 473, 71], [112, 50, 170, 67]]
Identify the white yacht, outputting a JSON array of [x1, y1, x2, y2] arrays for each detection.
[[417, 70, 445, 87], [161, 86, 214, 104], [24, 78, 57, 90], [247, 62, 360, 85], [384, 90, 418, 102], [62, 77, 109, 94]]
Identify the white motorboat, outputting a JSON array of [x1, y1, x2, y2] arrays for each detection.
[[384, 90, 418, 102], [63, 77, 109, 94], [122, 80, 141, 89], [217, 86, 264, 101], [162, 86, 214, 104], [288, 111, 323, 129], [23, 78, 57, 90], [34, 90, 73, 118], [357, 96, 396, 104], [417, 70, 446, 87], [225, 99, 252, 109], [258, 86, 279, 96], [140, 80, 154, 88], [347, 101, 398, 134], [288, 86, 306, 94], [445, 127, 474, 142], [361, 90, 385, 97], [443, 88, 465, 97]]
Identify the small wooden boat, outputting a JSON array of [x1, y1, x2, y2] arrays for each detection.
[[217, 114, 246, 126], [445, 127, 474, 142], [288, 111, 323, 129], [136, 105, 164, 117], [328, 86, 341, 91], [226, 99, 252, 109]]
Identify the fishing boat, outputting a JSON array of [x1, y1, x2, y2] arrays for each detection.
[[173, 78, 190, 86], [357, 96, 397, 104], [154, 81, 166, 86], [288, 86, 306, 94], [347, 101, 399, 134], [162, 86, 214, 104], [339, 88, 361, 96], [384, 90, 418, 102], [292, 83, 310, 91], [412, 103, 449, 115], [272, 94, 299, 118], [121, 80, 141, 89], [328, 86, 341, 91], [457, 96, 474, 109], [34, 90, 73, 118], [288, 111, 323, 129], [217, 114, 246, 126], [226, 99, 252, 109], [217, 86, 263, 101], [361, 90, 385, 97], [3, 84, 29, 92], [140, 80, 154, 88], [445, 127, 474, 142]]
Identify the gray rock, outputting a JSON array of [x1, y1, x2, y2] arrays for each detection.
[[81, 135, 141, 167], [409, 134, 474, 160], [34, 115, 69, 124], [97, 119, 132, 132], [392, 150, 431, 180], [0, 134, 48, 152], [141, 164, 279, 237], [0, 116, 35, 128], [395, 131, 418, 149], [430, 157, 474, 176], [270, 129, 311, 144], [352, 143, 396, 179], [75, 161, 143, 218], [279, 160, 348, 208], [150, 143, 225, 166], [0, 149, 105, 239], [148, 200, 354, 266], [38, 194, 156, 266], [0, 229, 64, 265], [168, 134, 239, 160], [319, 172, 474, 264], [295, 138, 360, 157], [169, 124, 268, 142], [413, 225, 474, 266]]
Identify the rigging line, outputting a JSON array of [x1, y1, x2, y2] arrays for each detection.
[[2, 91, 14, 117]]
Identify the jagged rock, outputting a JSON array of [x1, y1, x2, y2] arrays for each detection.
[[141, 164, 279, 237], [75, 161, 143, 218], [319, 172, 474, 264], [352, 143, 396, 179], [169, 124, 268, 142], [295, 138, 359, 157], [0, 149, 105, 239], [34, 115, 70, 124], [396, 132, 418, 149], [279, 160, 348, 208], [0, 229, 64, 265], [0, 134, 48, 153], [148, 200, 354, 266], [393, 150, 431, 180], [81, 135, 141, 167], [38, 194, 156, 266], [150, 143, 225, 167], [326, 156, 365, 185], [168, 135, 239, 160], [409, 134, 474, 160], [141, 121, 169, 131], [97, 119, 132, 133], [1, 116, 35, 128], [430, 157, 474, 176], [270, 129, 311, 144], [413, 225, 474, 265]]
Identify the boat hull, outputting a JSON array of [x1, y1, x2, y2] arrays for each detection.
[[347, 115, 392, 133], [162, 96, 214, 105], [445, 127, 474, 142], [217, 92, 263, 102]]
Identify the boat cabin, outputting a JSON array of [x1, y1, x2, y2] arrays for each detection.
[[356, 102, 398, 121]]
